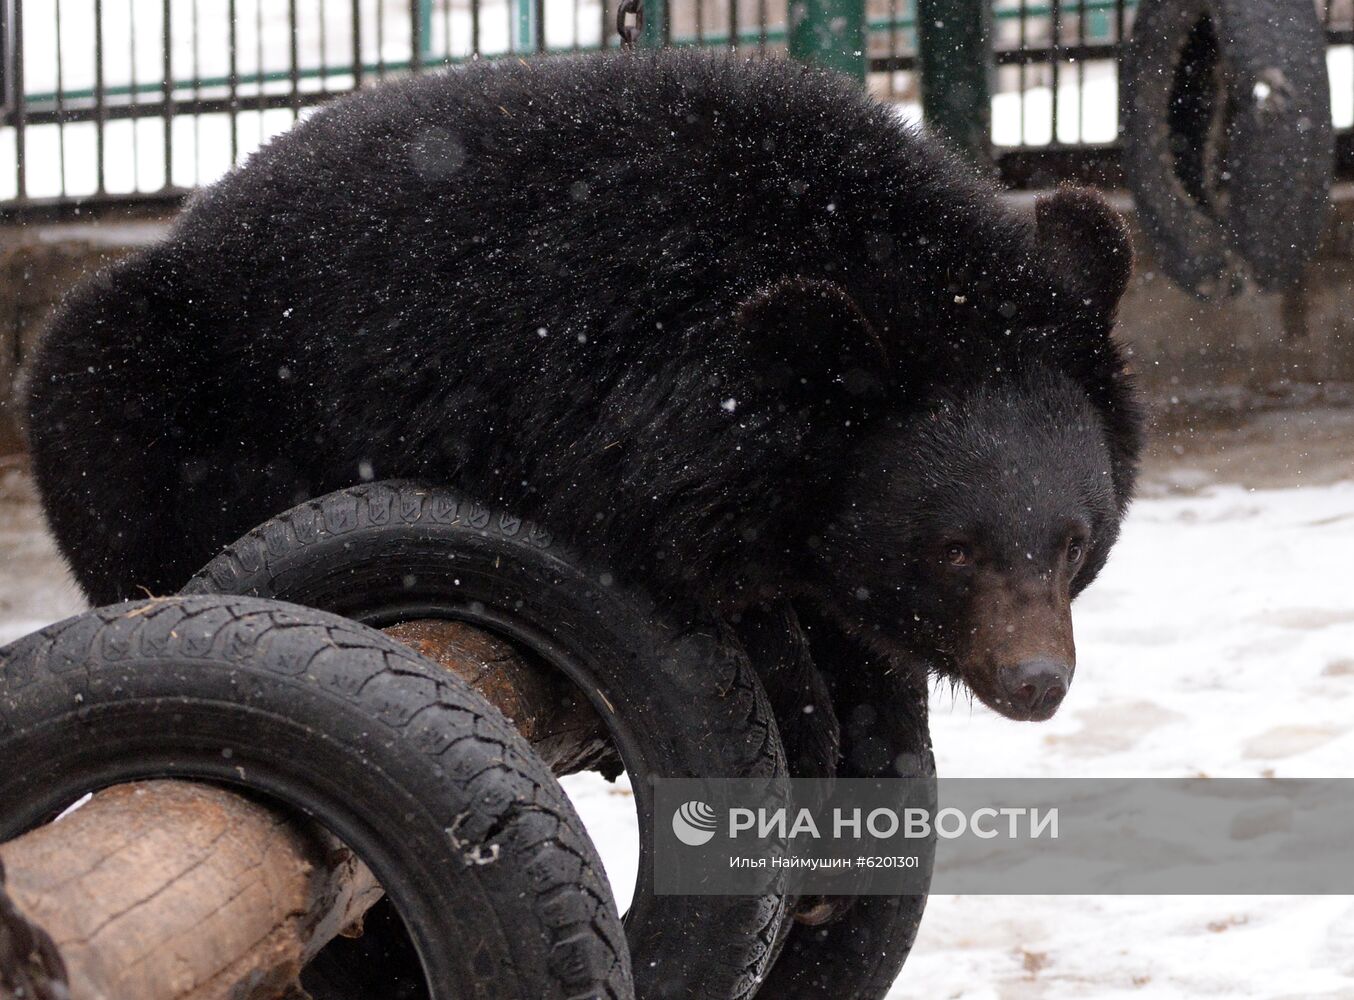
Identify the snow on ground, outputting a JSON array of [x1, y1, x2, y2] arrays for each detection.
[[560, 416, 1354, 999], [2, 412, 1353, 995]]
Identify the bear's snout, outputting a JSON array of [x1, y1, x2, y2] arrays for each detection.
[[1001, 658, 1071, 721], [949, 568, 1077, 722]]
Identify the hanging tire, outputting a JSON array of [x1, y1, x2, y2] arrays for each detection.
[[182, 480, 790, 1000], [1120, 0, 1332, 298], [0, 596, 633, 1000], [755, 608, 936, 1000]]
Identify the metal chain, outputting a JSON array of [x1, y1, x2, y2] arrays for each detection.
[[617, 0, 645, 49], [0, 860, 70, 1000]]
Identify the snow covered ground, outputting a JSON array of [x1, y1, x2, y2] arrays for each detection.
[[565, 413, 1354, 998], [2, 409, 1353, 995]]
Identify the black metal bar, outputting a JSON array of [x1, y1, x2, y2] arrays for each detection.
[[162, 0, 173, 190], [729, 0, 737, 51], [95, 0, 106, 194], [887, 0, 899, 97], [1050, 0, 1062, 144], [192, 0, 201, 185], [12, 89, 353, 128], [1346, 1, 1354, 118], [55, 0, 66, 198], [993, 40, 1117, 64], [10, 0, 22, 202], [1335, 128, 1354, 173], [867, 53, 920, 74], [377, 0, 387, 78], [535, 0, 545, 51], [411, 0, 423, 70], [353, 0, 365, 85], [320, 0, 329, 90], [1077, 0, 1086, 142], [1018, 0, 1027, 146], [0, 186, 190, 224], [996, 143, 1121, 187], [877, 0, 899, 98], [289, 0, 301, 117], [129, 0, 139, 189], [228, 0, 239, 164], [256, 0, 266, 146], [0, 0, 7, 121]]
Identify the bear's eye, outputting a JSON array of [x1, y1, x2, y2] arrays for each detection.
[[943, 543, 971, 567], [1066, 537, 1086, 565]]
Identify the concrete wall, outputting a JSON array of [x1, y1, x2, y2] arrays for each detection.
[[1113, 187, 1354, 431], [3, 188, 1353, 452]]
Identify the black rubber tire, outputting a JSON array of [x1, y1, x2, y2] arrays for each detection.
[[300, 896, 429, 1000], [0, 596, 632, 1000], [182, 481, 789, 1000], [754, 608, 935, 1000], [1121, 0, 1332, 298], [736, 601, 840, 795]]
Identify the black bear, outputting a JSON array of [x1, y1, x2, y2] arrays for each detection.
[[24, 49, 1140, 724]]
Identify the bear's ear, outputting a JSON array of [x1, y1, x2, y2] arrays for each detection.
[[735, 277, 888, 405], [1035, 187, 1134, 319]]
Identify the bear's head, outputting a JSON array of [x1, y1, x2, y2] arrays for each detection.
[[817, 364, 1128, 721], [745, 188, 1141, 721]]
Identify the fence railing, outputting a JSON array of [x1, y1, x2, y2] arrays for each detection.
[[1, 0, 1351, 216]]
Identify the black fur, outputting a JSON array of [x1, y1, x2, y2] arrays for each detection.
[[24, 51, 1141, 694], [807, 366, 1122, 668]]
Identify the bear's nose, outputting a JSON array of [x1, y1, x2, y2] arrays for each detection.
[[1002, 659, 1071, 719]]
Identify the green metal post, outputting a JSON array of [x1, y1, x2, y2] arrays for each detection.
[[788, 0, 866, 81], [640, 0, 669, 47], [917, 0, 992, 164], [513, 0, 536, 51], [418, 0, 434, 61]]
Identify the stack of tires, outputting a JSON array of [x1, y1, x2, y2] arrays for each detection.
[[0, 480, 934, 1000]]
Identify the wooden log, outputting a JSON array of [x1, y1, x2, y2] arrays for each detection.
[[1, 782, 381, 1000], [0, 621, 612, 1000], [381, 620, 613, 776]]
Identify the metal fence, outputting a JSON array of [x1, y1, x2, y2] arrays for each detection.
[[0, 0, 1350, 216]]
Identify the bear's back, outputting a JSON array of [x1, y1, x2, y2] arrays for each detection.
[[26, 49, 1041, 605], [161, 50, 1024, 429], [174, 50, 951, 329]]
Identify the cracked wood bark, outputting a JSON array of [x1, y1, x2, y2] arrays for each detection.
[[0, 620, 612, 1000]]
